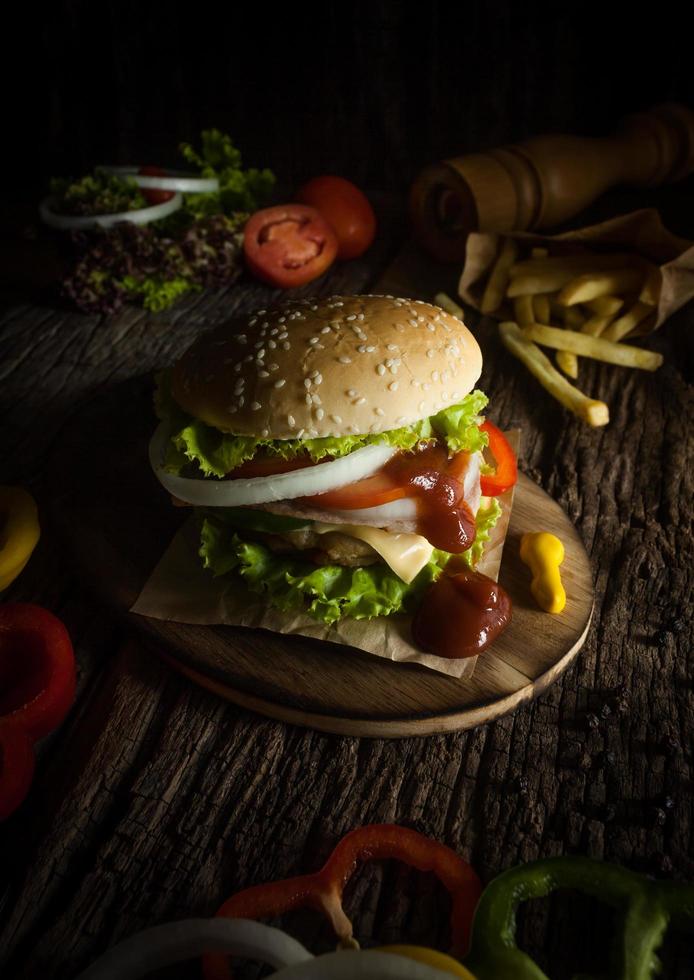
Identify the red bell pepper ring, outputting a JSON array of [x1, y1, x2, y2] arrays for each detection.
[[0, 603, 76, 819], [203, 824, 482, 980], [479, 421, 517, 496]]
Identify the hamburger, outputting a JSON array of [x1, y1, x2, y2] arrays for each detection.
[[150, 294, 514, 633]]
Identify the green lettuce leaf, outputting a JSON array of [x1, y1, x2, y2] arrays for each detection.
[[155, 373, 489, 478], [198, 500, 502, 625]]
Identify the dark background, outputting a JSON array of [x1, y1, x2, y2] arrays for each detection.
[[4, 0, 694, 206]]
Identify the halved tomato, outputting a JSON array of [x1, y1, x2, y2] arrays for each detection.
[[138, 165, 175, 205], [243, 204, 338, 288]]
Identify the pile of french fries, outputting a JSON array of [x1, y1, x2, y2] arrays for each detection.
[[447, 238, 664, 427]]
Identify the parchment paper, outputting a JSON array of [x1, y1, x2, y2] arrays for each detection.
[[459, 208, 694, 332], [130, 435, 519, 679]]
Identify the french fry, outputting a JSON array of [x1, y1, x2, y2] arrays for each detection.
[[557, 269, 644, 306], [602, 301, 655, 342], [499, 322, 609, 426], [434, 292, 464, 320], [581, 314, 614, 337], [481, 237, 519, 314], [585, 296, 623, 317], [562, 305, 585, 329], [556, 350, 578, 379], [514, 295, 535, 328], [533, 293, 551, 324], [523, 323, 664, 371]]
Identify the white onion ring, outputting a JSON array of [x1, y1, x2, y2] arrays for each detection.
[[149, 422, 398, 507], [272, 949, 457, 979], [325, 498, 419, 524], [39, 192, 182, 231], [100, 165, 220, 194], [73, 918, 312, 980]]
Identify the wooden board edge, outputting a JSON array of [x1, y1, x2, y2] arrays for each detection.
[[142, 603, 593, 738]]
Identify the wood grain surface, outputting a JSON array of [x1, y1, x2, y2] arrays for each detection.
[[0, 210, 692, 978]]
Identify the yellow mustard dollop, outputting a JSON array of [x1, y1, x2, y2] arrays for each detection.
[[520, 531, 566, 614]]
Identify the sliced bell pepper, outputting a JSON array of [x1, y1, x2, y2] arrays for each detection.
[[0, 603, 76, 819], [0, 486, 40, 591], [203, 824, 483, 980], [478, 422, 517, 497], [464, 855, 694, 980]]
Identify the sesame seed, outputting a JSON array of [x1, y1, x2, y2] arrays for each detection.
[[296, 428, 306, 439], [339, 356, 352, 364], [268, 340, 277, 349], [269, 327, 279, 336], [312, 393, 322, 405], [330, 414, 342, 424], [357, 345, 367, 353], [237, 335, 247, 344], [310, 370, 319, 378], [274, 379, 286, 388], [346, 313, 357, 321], [309, 337, 320, 345], [442, 392, 450, 401], [238, 395, 245, 407], [234, 379, 245, 392], [452, 391, 461, 400], [387, 344, 398, 351], [279, 331, 288, 339], [377, 364, 386, 376], [375, 407, 385, 416], [282, 341, 291, 350], [304, 378, 312, 390], [427, 323, 435, 332], [258, 370, 270, 378], [366, 345, 376, 353], [316, 408, 325, 420], [257, 309, 266, 315], [409, 319, 418, 328], [257, 348, 266, 359], [288, 414, 296, 428], [314, 373, 323, 385], [333, 301, 344, 307], [261, 428, 269, 437], [321, 325, 331, 334], [269, 363, 279, 371], [427, 349, 436, 358], [278, 316, 286, 323], [389, 381, 399, 391], [249, 318, 257, 326], [389, 365, 398, 375], [308, 428, 319, 437], [357, 312, 365, 320], [305, 394, 312, 406], [347, 388, 357, 397]]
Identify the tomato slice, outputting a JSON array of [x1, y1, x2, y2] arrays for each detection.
[[138, 165, 175, 205], [479, 421, 517, 496], [243, 205, 338, 288], [295, 176, 376, 260]]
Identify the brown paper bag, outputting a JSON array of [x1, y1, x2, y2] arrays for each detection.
[[459, 208, 694, 332]]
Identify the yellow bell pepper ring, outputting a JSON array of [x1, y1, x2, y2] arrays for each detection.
[[377, 945, 477, 978], [519, 531, 566, 614], [0, 487, 40, 591]]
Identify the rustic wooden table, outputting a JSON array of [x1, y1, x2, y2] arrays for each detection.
[[0, 202, 692, 979]]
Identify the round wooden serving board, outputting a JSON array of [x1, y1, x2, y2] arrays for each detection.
[[50, 377, 594, 737]]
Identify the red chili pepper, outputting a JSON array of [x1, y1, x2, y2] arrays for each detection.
[[479, 421, 517, 496], [0, 603, 76, 819], [203, 824, 482, 980]]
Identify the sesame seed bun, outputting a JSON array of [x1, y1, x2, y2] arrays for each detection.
[[171, 294, 482, 440]]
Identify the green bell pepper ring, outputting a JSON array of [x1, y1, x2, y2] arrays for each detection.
[[465, 856, 694, 980]]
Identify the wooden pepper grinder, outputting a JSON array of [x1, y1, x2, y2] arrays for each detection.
[[410, 103, 694, 262]]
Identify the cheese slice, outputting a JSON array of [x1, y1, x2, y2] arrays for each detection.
[[313, 522, 433, 584]]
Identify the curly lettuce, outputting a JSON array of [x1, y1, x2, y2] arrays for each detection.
[[155, 372, 489, 478], [198, 499, 502, 625]]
